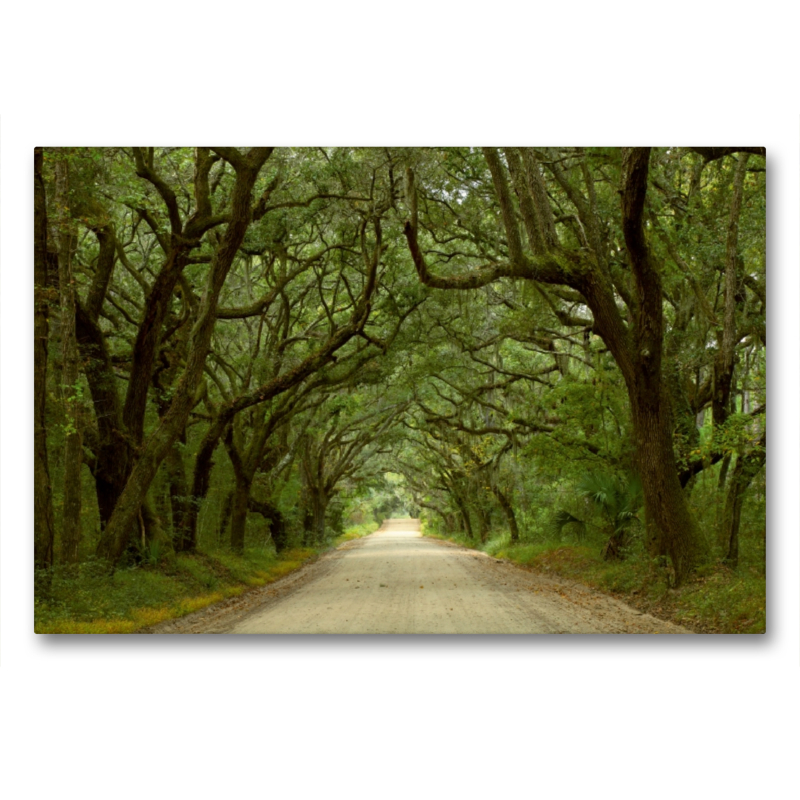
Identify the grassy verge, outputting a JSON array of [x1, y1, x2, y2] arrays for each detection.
[[423, 528, 765, 634], [35, 522, 379, 634]]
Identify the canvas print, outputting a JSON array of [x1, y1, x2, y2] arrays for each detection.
[[34, 147, 766, 633]]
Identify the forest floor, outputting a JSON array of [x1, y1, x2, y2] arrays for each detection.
[[143, 519, 690, 634]]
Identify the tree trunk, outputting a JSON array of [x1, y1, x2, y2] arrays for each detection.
[[460, 508, 473, 540], [248, 497, 289, 552], [167, 437, 190, 551], [142, 501, 167, 553], [452, 494, 473, 540], [181, 418, 227, 552], [723, 444, 766, 568], [491, 485, 519, 543], [631, 388, 705, 583], [118, 500, 166, 563], [229, 479, 251, 554], [225, 420, 254, 555], [722, 460, 745, 569], [302, 506, 315, 543], [617, 148, 706, 584], [34, 147, 56, 571], [602, 529, 627, 561], [712, 154, 749, 428], [75, 304, 133, 531], [217, 490, 234, 544], [416, 500, 449, 531], [717, 454, 732, 491], [156, 478, 172, 539], [476, 503, 490, 543], [54, 157, 83, 564], [310, 490, 328, 544]]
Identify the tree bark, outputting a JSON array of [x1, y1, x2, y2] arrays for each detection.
[[248, 497, 289, 552], [75, 304, 133, 529], [229, 479, 251, 554], [491, 485, 519, 543], [141, 500, 167, 555], [166, 436, 190, 550], [723, 441, 766, 568], [459, 507, 473, 539], [217, 490, 234, 544], [630, 385, 704, 578], [302, 488, 328, 545], [613, 148, 706, 581], [713, 154, 749, 427], [54, 156, 83, 564], [122, 247, 191, 445], [476, 503, 490, 543], [313, 492, 328, 544], [181, 417, 227, 552], [34, 148, 56, 570], [451, 490, 474, 540], [602, 529, 627, 561]]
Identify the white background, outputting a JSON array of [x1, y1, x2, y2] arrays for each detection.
[[0, 3, 797, 798]]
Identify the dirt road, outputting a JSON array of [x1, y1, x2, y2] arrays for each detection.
[[147, 519, 690, 634]]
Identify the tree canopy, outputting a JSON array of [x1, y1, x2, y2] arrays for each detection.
[[34, 146, 765, 589]]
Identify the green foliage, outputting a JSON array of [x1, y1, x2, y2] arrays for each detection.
[[35, 559, 190, 627], [547, 510, 587, 542], [36, 146, 765, 627], [545, 471, 642, 556], [576, 471, 643, 534]]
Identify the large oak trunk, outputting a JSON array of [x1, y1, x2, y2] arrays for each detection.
[[34, 148, 56, 570], [54, 158, 83, 563], [631, 388, 705, 582]]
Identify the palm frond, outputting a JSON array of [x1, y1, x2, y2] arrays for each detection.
[[548, 509, 587, 541]]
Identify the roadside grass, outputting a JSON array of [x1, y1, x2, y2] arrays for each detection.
[[34, 521, 379, 634], [423, 526, 765, 634], [335, 521, 381, 543]]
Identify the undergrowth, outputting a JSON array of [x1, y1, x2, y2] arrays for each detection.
[[35, 521, 378, 634], [423, 525, 765, 634]]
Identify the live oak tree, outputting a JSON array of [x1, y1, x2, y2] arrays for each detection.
[[401, 146, 765, 584]]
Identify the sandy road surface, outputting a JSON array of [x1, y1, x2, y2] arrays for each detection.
[[146, 519, 690, 634]]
